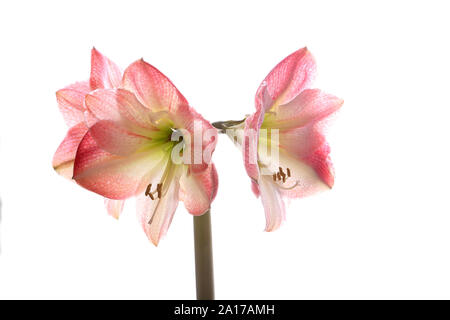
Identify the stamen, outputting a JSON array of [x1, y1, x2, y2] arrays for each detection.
[[277, 172, 281, 181], [287, 168, 291, 177], [273, 174, 277, 181]]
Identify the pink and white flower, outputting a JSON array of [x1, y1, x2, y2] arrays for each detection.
[[53, 49, 218, 245], [222, 48, 343, 231]]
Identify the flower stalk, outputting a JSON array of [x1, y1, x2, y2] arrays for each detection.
[[193, 210, 215, 300], [212, 119, 245, 133]]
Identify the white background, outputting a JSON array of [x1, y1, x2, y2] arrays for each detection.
[[0, 0, 449, 299]]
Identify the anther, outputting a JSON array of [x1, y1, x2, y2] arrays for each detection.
[[145, 184, 154, 200], [273, 174, 277, 181], [279, 170, 286, 183], [145, 184, 152, 196], [287, 168, 291, 177], [157, 183, 162, 198], [277, 172, 281, 181]]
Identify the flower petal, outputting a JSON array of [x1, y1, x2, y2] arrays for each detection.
[[277, 150, 331, 198], [256, 47, 316, 111], [104, 199, 125, 219], [251, 180, 260, 197], [73, 131, 166, 199], [280, 121, 334, 186], [172, 104, 218, 173], [179, 164, 218, 215], [267, 89, 343, 130], [258, 123, 333, 197], [52, 122, 89, 179], [90, 48, 122, 90], [242, 109, 264, 181], [259, 175, 285, 231], [89, 120, 150, 156], [84, 88, 156, 134], [56, 81, 91, 127], [137, 167, 182, 246], [122, 59, 188, 112]]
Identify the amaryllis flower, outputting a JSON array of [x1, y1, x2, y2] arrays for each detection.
[[53, 50, 218, 245], [215, 48, 342, 231]]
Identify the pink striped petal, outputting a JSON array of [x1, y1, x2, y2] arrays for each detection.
[[90, 48, 122, 90], [84, 89, 156, 133], [259, 175, 285, 231], [52, 122, 89, 179], [271, 89, 343, 129], [104, 199, 125, 219], [122, 59, 188, 112], [179, 164, 218, 215], [89, 120, 149, 156], [56, 81, 91, 127], [73, 132, 166, 199], [137, 171, 181, 246], [256, 47, 316, 111]]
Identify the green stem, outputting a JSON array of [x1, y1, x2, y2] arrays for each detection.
[[193, 210, 215, 300]]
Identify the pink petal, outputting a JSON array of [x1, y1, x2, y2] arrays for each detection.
[[89, 120, 150, 156], [122, 59, 188, 112], [275, 150, 332, 199], [253, 122, 333, 199], [52, 122, 89, 179], [272, 89, 343, 129], [242, 109, 264, 181], [278, 122, 334, 191], [56, 81, 91, 127], [90, 48, 122, 90], [179, 164, 218, 215], [104, 199, 125, 219], [251, 180, 260, 197], [256, 47, 316, 111], [137, 172, 181, 246], [73, 132, 166, 199], [172, 104, 218, 173], [84, 88, 156, 133], [303, 142, 335, 189], [259, 175, 285, 231]]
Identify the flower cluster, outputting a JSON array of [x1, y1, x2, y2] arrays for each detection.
[[53, 47, 342, 244]]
